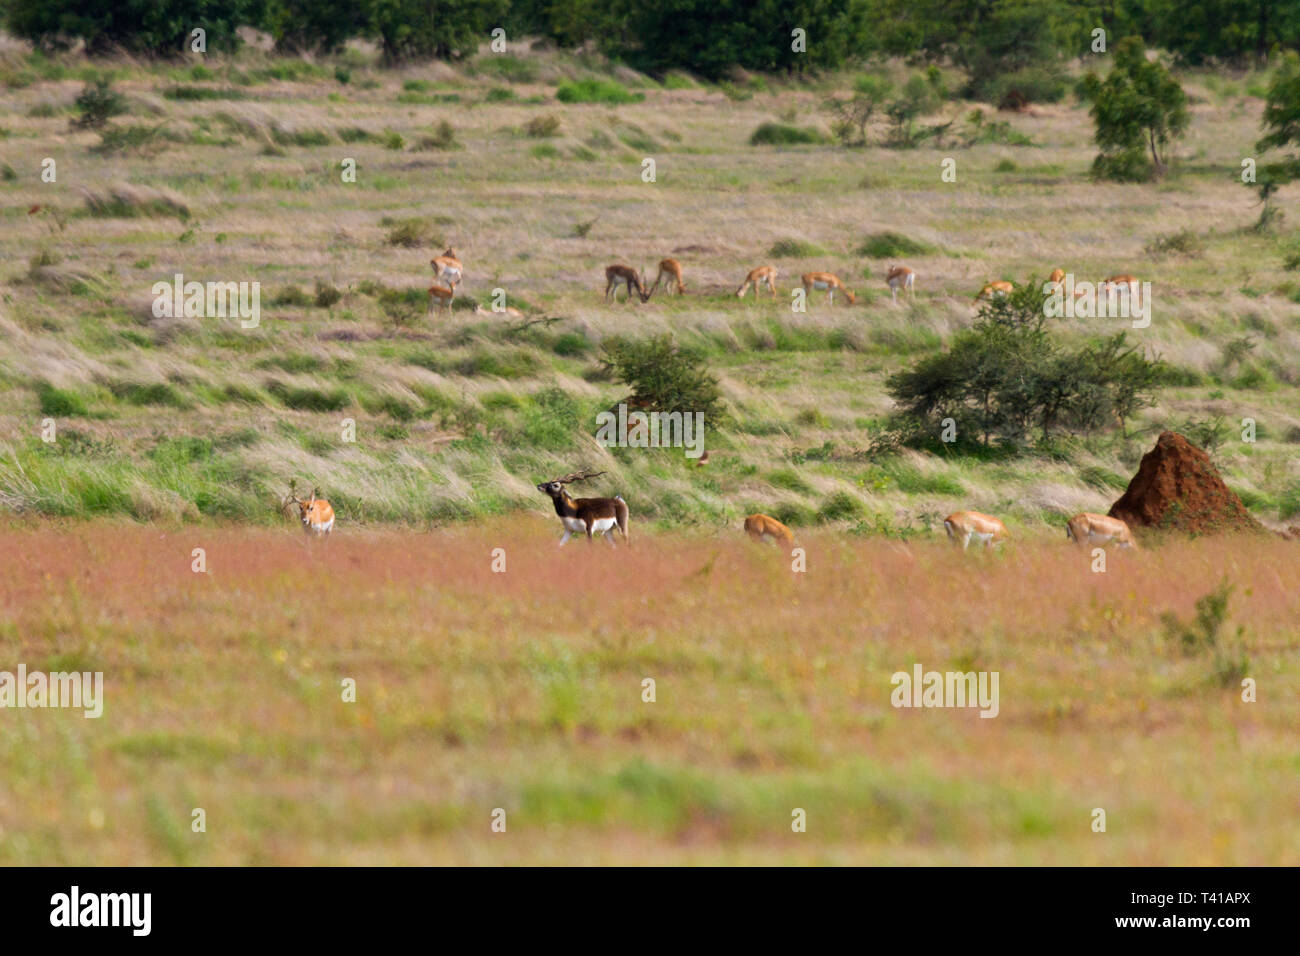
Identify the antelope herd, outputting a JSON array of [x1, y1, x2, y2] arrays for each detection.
[[303, 249, 1148, 552], [419, 243, 1133, 314]]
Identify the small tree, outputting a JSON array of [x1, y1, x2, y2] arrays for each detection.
[[1253, 52, 1300, 231], [600, 334, 722, 419], [825, 75, 892, 147], [71, 78, 128, 131], [1079, 36, 1188, 182]]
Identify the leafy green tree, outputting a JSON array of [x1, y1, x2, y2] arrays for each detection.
[[1079, 36, 1189, 182], [601, 335, 722, 418], [367, 0, 508, 63], [4, 0, 262, 55], [600, 0, 872, 80], [1253, 52, 1300, 229], [263, 0, 367, 54], [825, 75, 893, 146], [1143, 0, 1300, 66], [885, 280, 1161, 450]]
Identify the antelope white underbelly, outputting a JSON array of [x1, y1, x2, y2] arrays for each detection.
[[562, 516, 616, 533], [809, 280, 831, 290]]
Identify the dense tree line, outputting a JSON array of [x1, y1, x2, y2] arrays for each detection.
[[5, 0, 1300, 72]]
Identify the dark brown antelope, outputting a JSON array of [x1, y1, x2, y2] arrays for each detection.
[[604, 264, 651, 303], [536, 469, 630, 546]]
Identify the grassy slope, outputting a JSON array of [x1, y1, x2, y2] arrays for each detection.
[[0, 521, 1295, 865], [0, 43, 1298, 536]]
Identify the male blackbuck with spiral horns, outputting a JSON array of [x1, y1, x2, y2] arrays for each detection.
[[284, 482, 335, 537], [536, 470, 630, 546]]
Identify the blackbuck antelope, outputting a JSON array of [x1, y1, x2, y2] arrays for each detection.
[[943, 511, 1008, 550], [975, 280, 1014, 302], [427, 282, 454, 312], [1066, 513, 1137, 549], [736, 265, 779, 298], [744, 513, 794, 547], [431, 248, 463, 289], [536, 470, 630, 546], [285, 486, 335, 536], [886, 265, 916, 305], [650, 258, 686, 296], [801, 272, 855, 305], [605, 264, 651, 303]]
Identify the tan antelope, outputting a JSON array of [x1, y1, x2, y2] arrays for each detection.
[[744, 513, 794, 547], [801, 272, 855, 305], [1066, 513, 1137, 549], [1098, 274, 1140, 299], [975, 280, 1014, 302], [431, 248, 463, 289], [943, 511, 1008, 550], [604, 264, 651, 303], [736, 265, 779, 298], [886, 265, 916, 305], [285, 485, 335, 537], [1047, 268, 1065, 294], [473, 303, 524, 318], [536, 470, 630, 546], [650, 258, 686, 296], [427, 282, 454, 312]]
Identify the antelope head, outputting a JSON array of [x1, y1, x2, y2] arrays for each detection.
[[536, 469, 607, 501]]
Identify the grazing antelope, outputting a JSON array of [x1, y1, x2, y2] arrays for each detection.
[[431, 248, 463, 289], [650, 258, 686, 296], [801, 272, 855, 305], [285, 487, 335, 537], [1066, 513, 1137, 549], [886, 265, 916, 305], [744, 513, 794, 547], [974, 280, 1014, 302], [943, 511, 1008, 550], [1047, 268, 1065, 294], [536, 470, 630, 546], [1098, 274, 1140, 298], [604, 264, 651, 303], [473, 303, 524, 318], [736, 265, 779, 298], [427, 282, 454, 312]]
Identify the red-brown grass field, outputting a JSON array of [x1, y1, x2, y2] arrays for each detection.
[[0, 519, 1295, 864]]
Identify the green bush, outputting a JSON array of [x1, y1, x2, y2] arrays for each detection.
[[601, 334, 722, 418], [71, 77, 127, 130], [749, 122, 825, 146], [856, 231, 937, 258], [555, 79, 643, 105], [525, 114, 561, 137], [37, 383, 89, 417], [767, 238, 826, 257]]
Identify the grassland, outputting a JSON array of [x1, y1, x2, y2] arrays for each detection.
[[0, 521, 1295, 865], [0, 40, 1297, 533], [0, 39, 1298, 866]]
